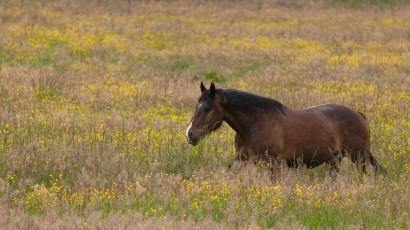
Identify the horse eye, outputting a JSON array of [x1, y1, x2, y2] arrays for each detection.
[[203, 106, 211, 112]]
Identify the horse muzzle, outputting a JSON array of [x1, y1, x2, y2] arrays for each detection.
[[187, 130, 203, 146]]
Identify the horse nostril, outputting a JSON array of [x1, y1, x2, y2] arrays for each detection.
[[187, 131, 199, 145]]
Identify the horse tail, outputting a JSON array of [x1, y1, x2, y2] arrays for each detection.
[[357, 111, 370, 139], [358, 111, 367, 121], [357, 111, 386, 174], [357, 111, 370, 138]]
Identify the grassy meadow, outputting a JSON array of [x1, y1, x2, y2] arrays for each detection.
[[1, 0, 410, 229]]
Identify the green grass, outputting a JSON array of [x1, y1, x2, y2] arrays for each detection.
[[0, 0, 409, 229]]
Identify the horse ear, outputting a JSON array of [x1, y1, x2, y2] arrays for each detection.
[[200, 82, 206, 93], [210, 82, 216, 98]]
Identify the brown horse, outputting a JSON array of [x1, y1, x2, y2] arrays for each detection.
[[186, 82, 384, 174]]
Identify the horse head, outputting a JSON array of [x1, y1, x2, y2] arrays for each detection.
[[185, 82, 224, 145]]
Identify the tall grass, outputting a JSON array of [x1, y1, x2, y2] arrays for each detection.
[[0, 0, 409, 228]]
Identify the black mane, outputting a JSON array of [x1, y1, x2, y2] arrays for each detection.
[[218, 89, 285, 114]]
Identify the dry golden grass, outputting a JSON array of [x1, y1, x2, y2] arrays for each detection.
[[0, 0, 409, 229]]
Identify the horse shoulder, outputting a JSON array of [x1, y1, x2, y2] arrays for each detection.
[[257, 112, 287, 154]]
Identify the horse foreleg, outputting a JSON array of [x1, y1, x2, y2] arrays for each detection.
[[228, 134, 247, 169], [234, 134, 250, 162], [326, 150, 343, 177]]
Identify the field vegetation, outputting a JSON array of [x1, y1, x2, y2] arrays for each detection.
[[0, 0, 409, 229]]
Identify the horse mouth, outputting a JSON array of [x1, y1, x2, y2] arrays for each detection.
[[187, 134, 203, 146], [187, 137, 200, 146], [186, 129, 206, 146]]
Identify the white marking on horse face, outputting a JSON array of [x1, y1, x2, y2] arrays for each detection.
[[185, 122, 193, 139], [186, 103, 203, 138]]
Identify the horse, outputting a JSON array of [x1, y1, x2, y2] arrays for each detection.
[[185, 82, 385, 174]]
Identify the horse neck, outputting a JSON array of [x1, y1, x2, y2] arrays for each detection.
[[218, 92, 287, 137], [221, 106, 271, 138]]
